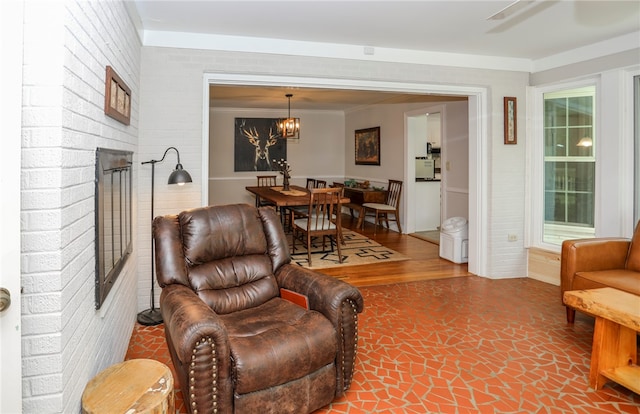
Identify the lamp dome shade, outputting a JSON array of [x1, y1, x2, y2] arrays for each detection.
[[168, 164, 192, 185]]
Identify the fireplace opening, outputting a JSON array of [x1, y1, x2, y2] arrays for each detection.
[[95, 148, 133, 309]]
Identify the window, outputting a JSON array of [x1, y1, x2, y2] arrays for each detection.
[[542, 86, 596, 244]]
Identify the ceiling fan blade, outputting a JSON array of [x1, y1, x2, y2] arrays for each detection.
[[486, 0, 535, 20]]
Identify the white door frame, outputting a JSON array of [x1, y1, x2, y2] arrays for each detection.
[[202, 73, 489, 276], [0, 0, 24, 411]]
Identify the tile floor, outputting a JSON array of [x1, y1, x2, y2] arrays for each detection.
[[126, 276, 640, 413]]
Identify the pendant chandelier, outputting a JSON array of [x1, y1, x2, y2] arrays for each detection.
[[278, 94, 300, 139]]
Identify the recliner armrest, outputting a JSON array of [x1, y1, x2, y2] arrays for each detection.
[[161, 284, 231, 363], [275, 264, 364, 394], [160, 284, 234, 413], [275, 264, 364, 318], [560, 237, 630, 294]]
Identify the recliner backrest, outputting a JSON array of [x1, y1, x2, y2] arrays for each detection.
[[625, 220, 640, 271], [153, 204, 291, 314]]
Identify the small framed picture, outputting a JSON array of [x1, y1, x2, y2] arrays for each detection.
[[355, 126, 380, 165], [504, 97, 517, 145], [104, 66, 131, 125]]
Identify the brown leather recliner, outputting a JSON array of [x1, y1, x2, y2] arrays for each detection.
[[153, 203, 364, 414], [561, 221, 640, 323]]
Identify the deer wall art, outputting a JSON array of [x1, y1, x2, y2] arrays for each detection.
[[234, 118, 287, 172]]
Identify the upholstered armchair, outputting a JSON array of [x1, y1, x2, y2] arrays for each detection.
[[561, 221, 640, 323], [153, 204, 364, 414]]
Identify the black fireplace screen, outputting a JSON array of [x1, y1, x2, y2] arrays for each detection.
[[95, 148, 133, 309]]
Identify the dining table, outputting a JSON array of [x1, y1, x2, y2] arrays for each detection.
[[246, 185, 350, 231], [247, 185, 312, 208], [245, 185, 350, 208], [245, 185, 349, 231]]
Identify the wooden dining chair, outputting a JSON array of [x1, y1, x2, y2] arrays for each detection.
[[291, 187, 343, 267], [288, 178, 319, 218], [257, 175, 277, 187], [331, 182, 363, 221], [315, 179, 327, 188], [361, 179, 403, 234], [329, 183, 347, 244], [256, 175, 277, 207]]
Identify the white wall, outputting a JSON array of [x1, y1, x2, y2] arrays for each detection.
[[138, 46, 530, 279], [407, 106, 445, 232], [529, 53, 640, 240], [346, 101, 470, 232], [345, 103, 409, 184], [441, 101, 470, 222], [410, 114, 429, 156], [414, 181, 442, 231], [525, 55, 639, 283], [136, 50, 205, 317], [208, 107, 345, 205], [345, 100, 439, 232], [14, 2, 639, 411], [209, 100, 468, 235], [427, 113, 441, 148], [21, 1, 140, 412]]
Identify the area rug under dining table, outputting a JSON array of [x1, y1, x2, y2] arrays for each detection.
[[288, 230, 409, 269]]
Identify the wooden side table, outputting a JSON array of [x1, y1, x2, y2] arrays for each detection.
[[82, 359, 174, 414], [563, 287, 640, 393]]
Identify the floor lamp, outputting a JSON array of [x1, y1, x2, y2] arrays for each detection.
[[137, 146, 192, 326]]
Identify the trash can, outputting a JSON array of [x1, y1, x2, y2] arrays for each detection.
[[439, 217, 468, 263]]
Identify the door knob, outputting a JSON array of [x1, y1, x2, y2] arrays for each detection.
[[0, 287, 10, 312]]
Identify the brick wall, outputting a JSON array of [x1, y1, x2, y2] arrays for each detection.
[[21, 1, 140, 412]]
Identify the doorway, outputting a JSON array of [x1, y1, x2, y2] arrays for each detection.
[[406, 106, 447, 234], [202, 73, 488, 276]]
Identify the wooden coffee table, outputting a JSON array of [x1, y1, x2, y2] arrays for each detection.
[[563, 287, 640, 393]]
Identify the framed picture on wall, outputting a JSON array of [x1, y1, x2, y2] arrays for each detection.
[[355, 126, 380, 165], [234, 118, 287, 171], [504, 97, 517, 145], [104, 66, 131, 125]]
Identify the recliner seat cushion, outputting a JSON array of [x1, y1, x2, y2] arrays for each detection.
[[573, 269, 640, 295], [221, 298, 337, 394]]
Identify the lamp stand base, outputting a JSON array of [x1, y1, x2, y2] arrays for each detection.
[[137, 308, 163, 326]]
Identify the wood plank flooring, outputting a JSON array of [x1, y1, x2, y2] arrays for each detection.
[[320, 214, 473, 287]]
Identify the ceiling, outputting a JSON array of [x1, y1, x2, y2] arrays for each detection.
[[130, 0, 640, 110], [131, 1, 639, 60], [209, 85, 468, 111]]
